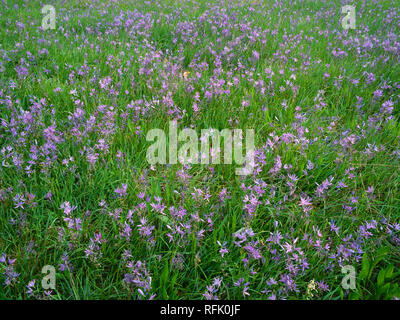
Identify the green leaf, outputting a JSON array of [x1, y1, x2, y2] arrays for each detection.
[[348, 291, 361, 300], [377, 268, 386, 287], [377, 283, 390, 299], [359, 254, 370, 281], [160, 262, 169, 299], [369, 247, 390, 280], [385, 264, 394, 280], [169, 272, 179, 298]]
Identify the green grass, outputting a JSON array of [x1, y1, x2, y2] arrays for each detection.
[[0, 0, 400, 300]]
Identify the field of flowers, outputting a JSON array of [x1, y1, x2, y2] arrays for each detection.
[[0, 0, 400, 300]]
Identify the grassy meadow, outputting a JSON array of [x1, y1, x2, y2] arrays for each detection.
[[0, 0, 400, 300]]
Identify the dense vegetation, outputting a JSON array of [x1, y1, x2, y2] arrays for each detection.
[[0, 0, 399, 299]]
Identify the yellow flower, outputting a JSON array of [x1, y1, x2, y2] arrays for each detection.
[[306, 279, 317, 298]]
